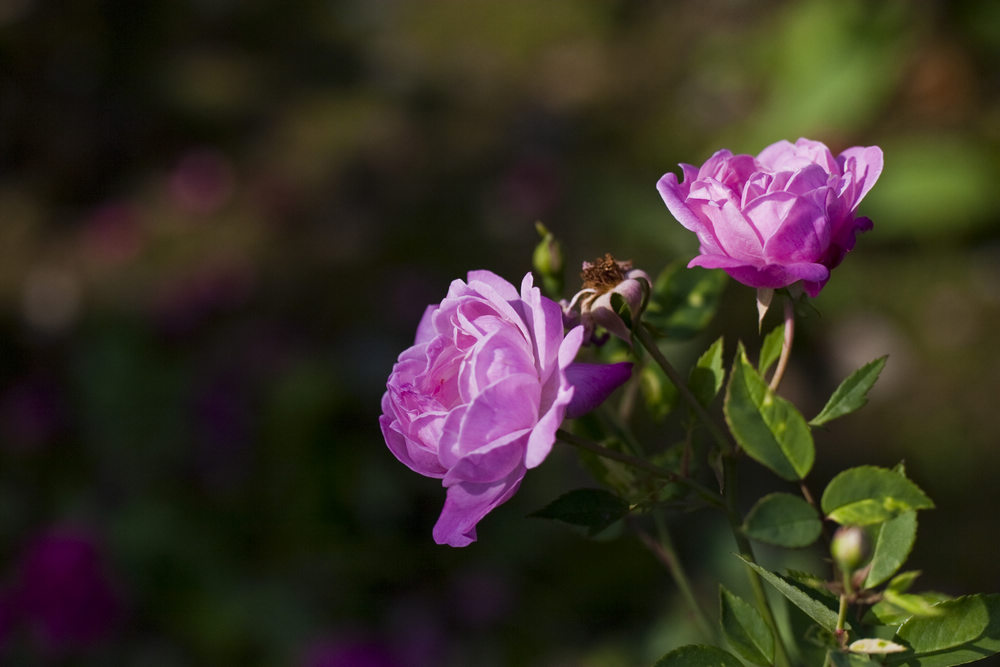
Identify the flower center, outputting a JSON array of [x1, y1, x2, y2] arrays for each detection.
[[581, 253, 632, 293]]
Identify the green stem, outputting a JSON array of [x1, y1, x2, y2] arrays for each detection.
[[635, 325, 732, 453], [633, 514, 716, 641], [835, 592, 849, 648], [768, 298, 796, 392], [800, 480, 832, 547], [555, 429, 723, 509], [724, 453, 792, 667]]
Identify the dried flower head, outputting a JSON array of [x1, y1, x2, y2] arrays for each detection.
[[566, 254, 650, 343]]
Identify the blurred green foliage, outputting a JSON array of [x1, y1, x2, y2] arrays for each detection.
[[0, 0, 998, 664]]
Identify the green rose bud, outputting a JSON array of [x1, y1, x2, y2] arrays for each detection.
[[533, 222, 564, 298], [831, 525, 870, 574]]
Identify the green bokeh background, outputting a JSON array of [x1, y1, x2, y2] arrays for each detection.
[[1, 0, 999, 664]]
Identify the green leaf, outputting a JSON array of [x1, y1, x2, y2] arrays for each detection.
[[652, 644, 745, 667], [736, 555, 844, 633], [887, 570, 922, 594], [758, 323, 786, 377], [888, 594, 1000, 666], [529, 489, 630, 536], [865, 592, 952, 626], [810, 356, 887, 427], [865, 511, 918, 588], [724, 343, 815, 481], [785, 569, 831, 594], [742, 493, 822, 548], [882, 590, 946, 619], [720, 586, 774, 665], [821, 467, 934, 526], [643, 264, 728, 340], [689, 336, 725, 408]]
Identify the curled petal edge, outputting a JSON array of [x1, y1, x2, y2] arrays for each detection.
[[563, 362, 633, 419]]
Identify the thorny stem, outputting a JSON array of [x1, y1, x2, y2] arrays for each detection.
[[555, 429, 723, 509], [768, 298, 796, 392], [635, 324, 733, 453]]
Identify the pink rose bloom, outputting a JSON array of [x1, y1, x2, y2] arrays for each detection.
[[657, 138, 883, 297], [380, 271, 631, 547]]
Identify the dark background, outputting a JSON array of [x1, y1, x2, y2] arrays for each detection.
[[0, 1, 999, 664]]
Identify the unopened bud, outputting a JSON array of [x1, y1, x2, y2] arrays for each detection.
[[831, 525, 870, 573], [533, 222, 564, 297]]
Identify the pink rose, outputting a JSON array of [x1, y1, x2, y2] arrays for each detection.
[[657, 138, 883, 296], [380, 271, 631, 547]]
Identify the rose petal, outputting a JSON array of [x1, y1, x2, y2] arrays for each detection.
[[466, 270, 520, 301], [524, 380, 573, 469], [444, 428, 532, 484], [687, 256, 754, 274], [585, 292, 633, 342], [433, 473, 524, 547], [657, 172, 708, 235], [519, 272, 565, 384], [721, 262, 830, 290], [837, 145, 884, 208], [414, 305, 438, 345], [690, 196, 764, 261], [440, 373, 539, 467], [459, 326, 536, 401], [755, 194, 830, 263], [564, 362, 633, 419], [380, 409, 447, 479]]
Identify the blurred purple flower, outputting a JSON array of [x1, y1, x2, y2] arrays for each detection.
[[380, 271, 630, 547], [658, 138, 883, 296], [151, 261, 254, 336], [79, 202, 144, 267], [497, 154, 561, 220], [13, 528, 120, 652], [191, 370, 253, 492], [0, 374, 64, 452], [301, 635, 402, 667], [168, 148, 235, 215], [448, 568, 515, 629]]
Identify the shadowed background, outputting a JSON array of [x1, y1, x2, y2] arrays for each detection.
[[1, 0, 999, 664]]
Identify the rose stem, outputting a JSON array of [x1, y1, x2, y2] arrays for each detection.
[[634, 324, 733, 453], [635, 321, 790, 663], [555, 429, 723, 508], [768, 297, 795, 391], [764, 301, 830, 545], [724, 453, 793, 667], [557, 429, 720, 641], [633, 514, 716, 642], [835, 592, 849, 648]]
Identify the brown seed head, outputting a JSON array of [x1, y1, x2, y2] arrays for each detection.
[[581, 254, 633, 292]]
